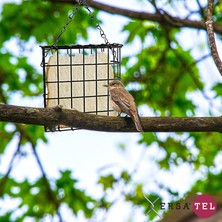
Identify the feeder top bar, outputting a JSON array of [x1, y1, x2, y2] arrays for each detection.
[[40, 44, 123, 50]]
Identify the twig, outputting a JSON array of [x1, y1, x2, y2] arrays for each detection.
[[31, 144, 63, 222], [48, 0, 222, 35], [196, 0, 205, 19], [0, 134, 22, 196], [206, 0, 222, 76], [17, 125, 63, 221]]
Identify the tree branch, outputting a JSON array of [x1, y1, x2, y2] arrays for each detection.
[[206, 0, 222, 76], [0, 135, 22, 196], [0, 104, 222, 133], [17, 125, 63, 220], [32, 144, 63, 221], [50, 0, 222, 35]]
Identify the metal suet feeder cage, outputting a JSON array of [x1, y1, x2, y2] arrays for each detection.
[[40, 1, 122, 132]]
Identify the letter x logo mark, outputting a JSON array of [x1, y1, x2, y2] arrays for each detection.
[[144, 194, 162, 219]]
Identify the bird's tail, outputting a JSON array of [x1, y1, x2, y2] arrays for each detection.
[[133, 114, 143, 132]]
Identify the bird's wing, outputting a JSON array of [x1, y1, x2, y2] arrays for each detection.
[[110, 87, 133, 115]]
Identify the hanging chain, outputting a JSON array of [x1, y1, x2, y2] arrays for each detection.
[[82, 2, 109, 44], [47, 0, 118, 62], [52, 1, 80, 48], [81, 0, 118, 62], [42, 0, 81, 59]]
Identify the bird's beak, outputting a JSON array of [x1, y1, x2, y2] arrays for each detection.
[[103, 84, 108, 87]]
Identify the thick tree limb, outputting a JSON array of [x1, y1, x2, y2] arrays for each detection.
[[50, 0, 222, 35], [206, 0, 222, 76], [0, 104, 222, 133]]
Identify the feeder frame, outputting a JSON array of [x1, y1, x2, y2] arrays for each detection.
[[40, 0, 122, 132]]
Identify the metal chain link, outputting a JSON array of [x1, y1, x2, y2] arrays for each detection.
[[42, 1, 81, 59], [82, 1, 118, 62], [52, 1, 80, 47], [49, 0, 118, 62]]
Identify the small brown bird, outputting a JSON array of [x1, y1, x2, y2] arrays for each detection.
[[104, 80, 143, 132]]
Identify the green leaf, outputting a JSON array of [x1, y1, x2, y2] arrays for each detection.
[[98, 174, 117, 191], [192, 171, 222, 193], [120, 170, 131, 182], [157, 136, 191, 169], [139, 133, 156, 146], [212, 83, 222, 97], [0, 123, 16, 154], [56, 170, 95, 218]]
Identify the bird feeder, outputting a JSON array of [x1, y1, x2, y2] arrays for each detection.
[[40, 2, 122, 131]]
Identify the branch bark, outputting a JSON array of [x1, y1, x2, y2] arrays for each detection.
[[0, 104, 222, 133], [206, 0, 222, 76], [50, 0, 222, 35]]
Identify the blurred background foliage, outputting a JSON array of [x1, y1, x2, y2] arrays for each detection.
[[0, 0, 222, 221]]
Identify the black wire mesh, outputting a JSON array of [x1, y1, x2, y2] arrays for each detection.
[[40, 44, 122, 132]]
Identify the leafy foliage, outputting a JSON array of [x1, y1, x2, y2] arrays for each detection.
[[0, 171, 95, 221], [122, 21, 202, 116], [192, 170, 222, 193], [55, 170, 95, 218]]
